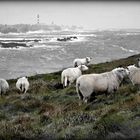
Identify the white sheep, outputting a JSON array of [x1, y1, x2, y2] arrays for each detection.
[[0, 79, 9, 96], [127, 64, 140, 86], [73, 57, 91, 67], [137, 58, 140, 67], [61, 65, 88, 88], [76, 67, 129, 103], [16, 77, 29, 94]]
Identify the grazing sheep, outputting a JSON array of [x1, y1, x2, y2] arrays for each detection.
[[61, 65, 88, 88], [73, 57, 91, 67], [16, 77, 29, 94], [127, 64, 140, 86], [76, 67, 129, 103], [0, 79, 9, 96], [136, 58, 140, 67]]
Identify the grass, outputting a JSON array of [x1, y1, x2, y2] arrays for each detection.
[[1, 53, 140, 139]]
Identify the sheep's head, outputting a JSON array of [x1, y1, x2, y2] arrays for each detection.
[[127, 65, 137, 71], [86, 57, 91, 63], [78, 65, 88, 71], [113, 67, 130, 80], [136, 58, 140, 67], [21, 76, 28, 80]]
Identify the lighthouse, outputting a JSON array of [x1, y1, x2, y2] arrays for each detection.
[[37, 14, 40, 24]]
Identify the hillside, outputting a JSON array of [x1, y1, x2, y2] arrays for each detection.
[[1, 53, 140, 139]]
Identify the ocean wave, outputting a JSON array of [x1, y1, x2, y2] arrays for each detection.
[[0, 38, 24, 41], [48, 38, 58, 42], [117, 32, 140, 36], [0, 44, 61, 50], [0, 46, 26, 50], [39, 39, 49, 43], [26, 30, 46, 34], [7, 32, 26, 35], [33, 44, 62, 50], [40, 55, 52, 61], [76, 34, 97, 37], [58, 34, 97, 38], [120, 46, 128, 51], [0, 32, 26, 36], [112, 44, 139, 53], [120, 46, 139, 53]]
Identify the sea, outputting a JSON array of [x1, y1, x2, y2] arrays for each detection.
[[0, 29, 140, 79]]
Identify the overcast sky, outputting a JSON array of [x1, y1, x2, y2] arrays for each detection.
[[0, 1, 140, 30]]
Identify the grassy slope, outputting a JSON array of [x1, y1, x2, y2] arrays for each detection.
[[1, 54, 140, 139]]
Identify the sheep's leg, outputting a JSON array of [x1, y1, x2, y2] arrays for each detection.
[[62, 76, 66, 88], [69, 80, 73, 86], [64, 76, 68, 87], [84, 96, 90, 103], [24, 90, 26, 94], [69, 81, 71, 86], [78, 93, 83, 100], [18, 89, 21, 94], [21, 87, 26, 94], [84, 98, 88, 103], [0, 89, 1, 96], [77, 89, 84, 100]]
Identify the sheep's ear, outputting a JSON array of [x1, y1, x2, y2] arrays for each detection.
[[122, 69, 125, 72], [124, 66, 129, 70], [118, 68, 124, 72]]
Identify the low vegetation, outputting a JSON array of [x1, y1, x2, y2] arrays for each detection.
[[1, 54, 140, 139]]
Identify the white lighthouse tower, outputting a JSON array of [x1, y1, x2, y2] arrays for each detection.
[[37, 14, 40, 24]]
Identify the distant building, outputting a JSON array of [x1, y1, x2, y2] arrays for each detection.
[[37, 14, 40, 24]]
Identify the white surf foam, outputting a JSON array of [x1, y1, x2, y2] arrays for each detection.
[[7, 32, 25, 36], [112, 44, 139, 54], [0, 38, 24, 41], [120, 46, 139, 53], [33, 44, 62, 50], [26, 30, 46, 34], [117, 32, 140, 36]]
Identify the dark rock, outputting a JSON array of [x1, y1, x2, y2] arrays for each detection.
[[34, 39, 41, 42], [0, 42, 28, 48], [57, 36, 78, 42]]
